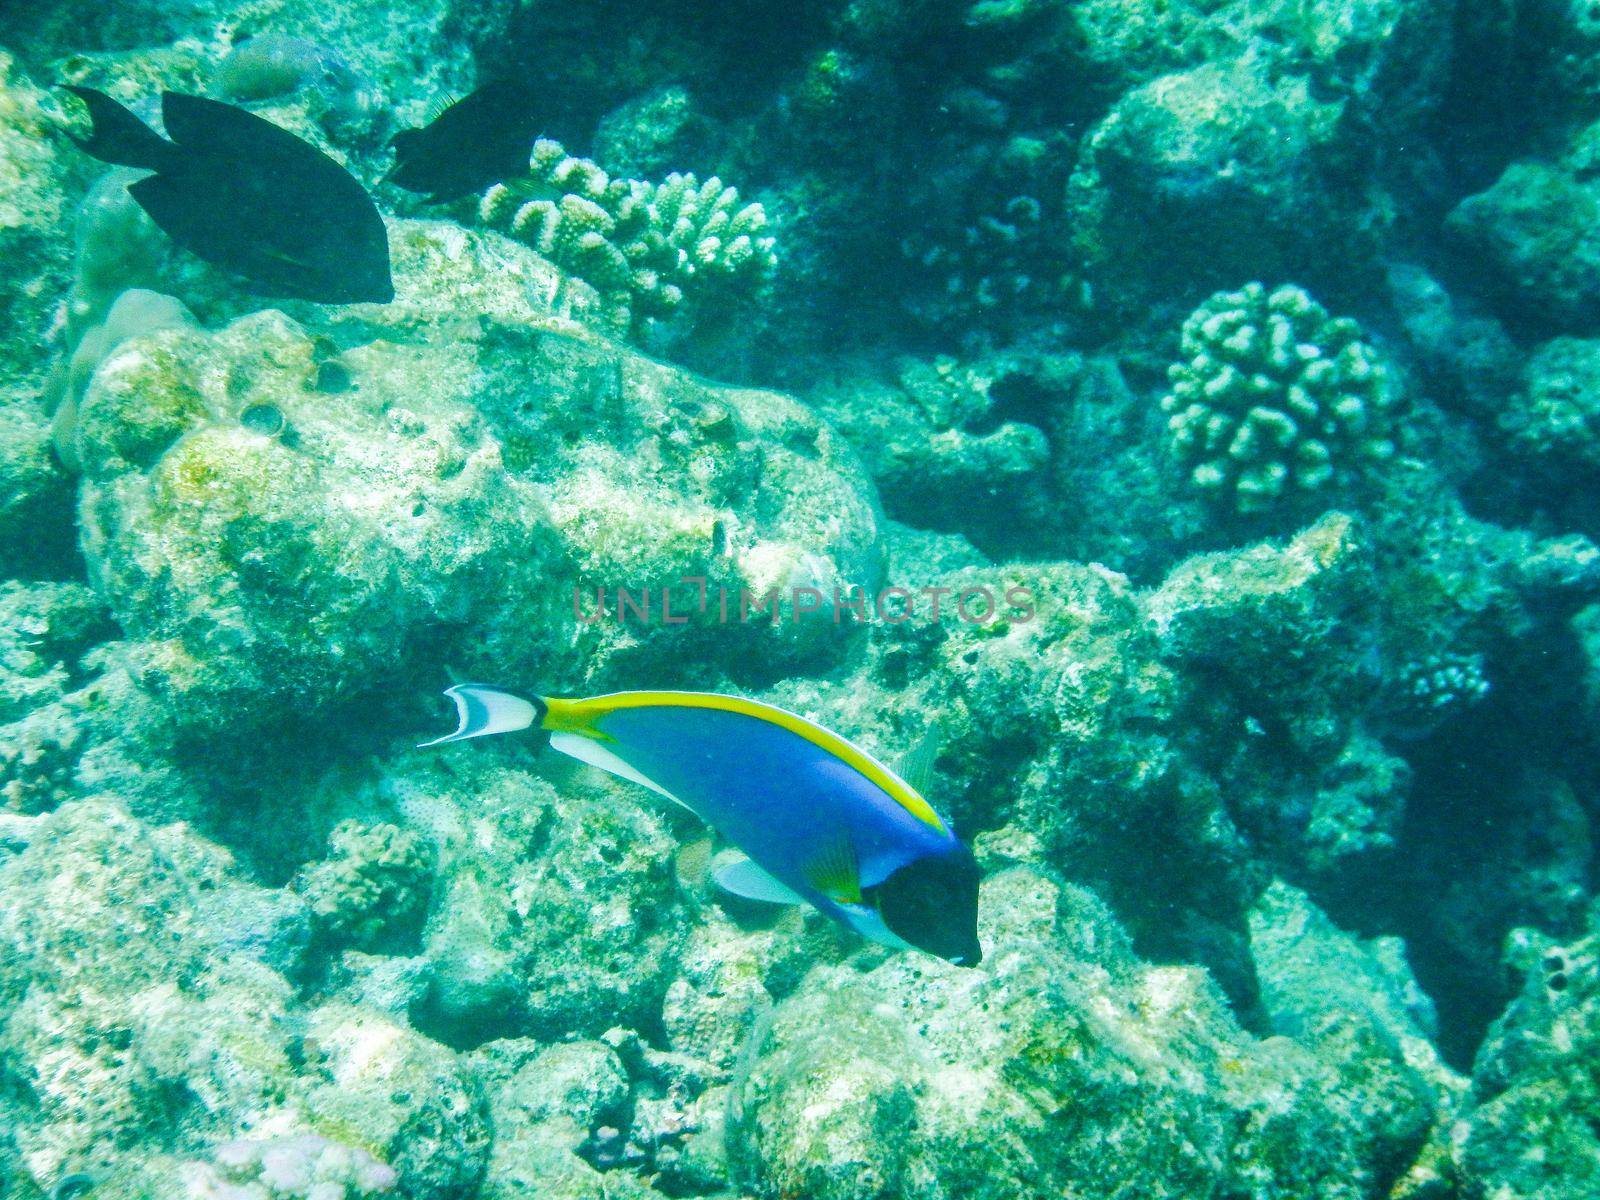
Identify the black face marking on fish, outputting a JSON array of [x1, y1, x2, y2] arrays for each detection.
[[387, 78, 547, 203], [873, 843, 983, 967], [63, 87, 393, 305]]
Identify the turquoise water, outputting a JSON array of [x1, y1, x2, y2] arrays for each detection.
[[0, 2, 1596, 1198]]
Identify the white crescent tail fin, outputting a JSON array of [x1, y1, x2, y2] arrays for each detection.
[[418, 684, 538, 747]]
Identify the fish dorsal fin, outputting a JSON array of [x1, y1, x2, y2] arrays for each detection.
[[547, 729, 696, 814], [160, 92, 328, 169], [560, 691, 953, 835], [896, 725, 941, 799], [803, 834, 861, 904], [425, 92, 461, 123], [713, 855, 804, 905]]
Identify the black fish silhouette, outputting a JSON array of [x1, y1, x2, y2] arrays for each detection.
[[64, 87, 393, 304], [387, 79, 545, 203]]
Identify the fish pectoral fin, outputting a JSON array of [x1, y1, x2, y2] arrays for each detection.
[[802, 835, 862, 905], [546, 729, 695, 813], [712, 855, 804, 905], [419, 684, 537, 747], [836, 901, 916, 952]]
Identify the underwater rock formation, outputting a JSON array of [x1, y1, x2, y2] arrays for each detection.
[[1450, 907, 1600, 1199], [62, 220, 874, 738], [734, 865, 1448, 1200], [4, 0, 1600, 1196], [180, 1134, 398, 1199]]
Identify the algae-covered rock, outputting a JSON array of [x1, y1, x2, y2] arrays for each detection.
[[470, 1038, 654, 1200], [0, 396, 77, 579], [294, 820, 435, 952], [1453, 911, 1600, 1199], [298, 1002, 491, 1198], [1501, 335, 1600, 478], [807, 355, 1052, 555], [69, 220, 878, 738], [0, 52, 77, 382], [1068, 54, 1377, 308], [1147, 511, 1376, 758], [0, 800, 308, 1190], [734, 865, 1443, 1200], [1447, 154, 1600, 333], [362, 748, 686, 1045]]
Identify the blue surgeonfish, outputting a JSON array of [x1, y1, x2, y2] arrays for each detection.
[[422, 686, 983, 966]]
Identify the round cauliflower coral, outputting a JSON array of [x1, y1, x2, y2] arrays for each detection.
[[1162, 283, 1401, 513]]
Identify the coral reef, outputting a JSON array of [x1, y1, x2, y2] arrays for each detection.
[[480, 138, 775, 338], [1450, 908, 1600, 1198], [1447, 133, 1600, 334], [734, 866, 1448, 1200], [294, 821, 434, 951], [1162, 283, 1402, 513], [180, 1134, 398, 1199], [3, 0, 1600, 1197], [59, 220, 873, 738]]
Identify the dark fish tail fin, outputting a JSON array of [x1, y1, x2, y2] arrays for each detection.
[[62, 86, 178, 172]]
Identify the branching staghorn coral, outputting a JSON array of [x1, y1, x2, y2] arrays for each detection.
[[479, 138, 775, 337], [1162, 283, 1401, 513]]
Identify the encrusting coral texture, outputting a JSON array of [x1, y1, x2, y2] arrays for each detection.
[[1, 1, 1600, 1198]]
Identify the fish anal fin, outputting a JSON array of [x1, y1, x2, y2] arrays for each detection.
[[547, 729, 696, 814], [713, 855, 804, 905]]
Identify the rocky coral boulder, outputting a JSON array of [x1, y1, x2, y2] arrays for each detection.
[[1067, 53, 1381, 309], [65, 220, 879, 738], [1452, 908, 1600, 1198], [1446, 147, 1600, 334], [385, 748, 686, 1045], [0, 52, 78, 379], [0, 797, 500, 1200], [1500, 335, 1600, 480], [806, 354, 1052, 556], [733, 864, 1444, 1200]]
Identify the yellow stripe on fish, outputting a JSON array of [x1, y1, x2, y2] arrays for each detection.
[[541, 690, 951, 835]]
